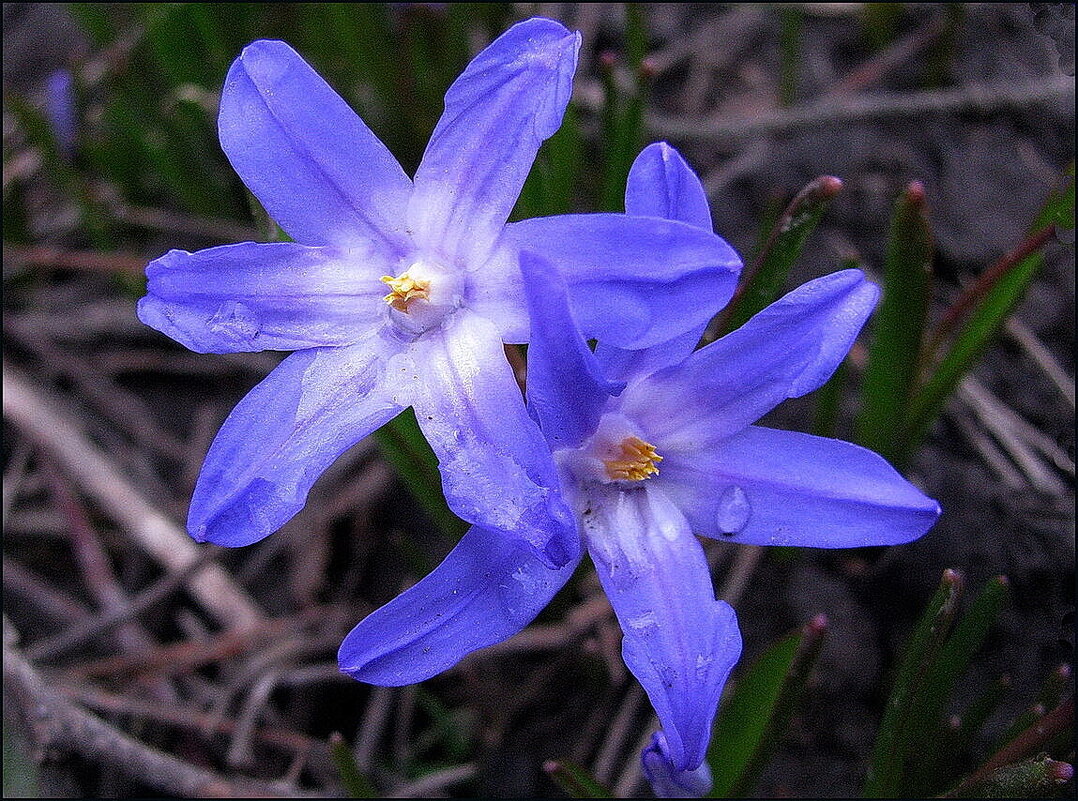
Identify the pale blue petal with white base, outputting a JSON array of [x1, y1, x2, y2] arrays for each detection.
[[138, 242, 391, 353], [339, 524, 580, 685]]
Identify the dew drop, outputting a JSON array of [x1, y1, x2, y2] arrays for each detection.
[[208, 300, 261, 344], [716, 485, 751, 535]]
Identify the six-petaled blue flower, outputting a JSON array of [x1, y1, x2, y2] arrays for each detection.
[[337, 142, 941, 795], [137, 18, 741, 567]]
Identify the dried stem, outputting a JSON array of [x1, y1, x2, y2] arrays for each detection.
[[2, 360, 263, 629], [4, 616, 317, 798]]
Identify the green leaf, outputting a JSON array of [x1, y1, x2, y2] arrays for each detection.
[[864, 568, 963, 798], [3, 713, 40, 798], [373, 409, 466, 540], [708, 615, 828, 797], [543, 759, 612, 799], [716, 176, 844, 336], [329, 732, 378, 798], [598, 6, 650, 213], [902, 170, 1074, 463], [514, 105, 583, 220], [855, 181, 933, 468], [903, 576, 1010, 796], [942, 754, 1075, 799]]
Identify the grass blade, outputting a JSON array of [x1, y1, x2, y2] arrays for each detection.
[[329, 732, 378, 798], [903, 576, 1010, 796], [708, 615, 828, 797], [854, 181, 933, 467], [543, 759, 612, 798], [716, 176, 844, 336], [863, 568, 963, 797], [902, 170, 1074, 463]]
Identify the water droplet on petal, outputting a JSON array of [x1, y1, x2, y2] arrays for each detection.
[[716, 485, 751, 535], [208, 300, 261, 344]]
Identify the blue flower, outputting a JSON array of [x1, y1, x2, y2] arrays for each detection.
[[338, 143, 941, 794], [45, 69, 77, 159], [137, 19, 742, 566]]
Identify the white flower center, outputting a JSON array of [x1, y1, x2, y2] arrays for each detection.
[[381, 259, 463, 334], [557, 413, 664, 487]]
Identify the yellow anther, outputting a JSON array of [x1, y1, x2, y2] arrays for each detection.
[[604, 436, 663, 481], [381, 273, 431, 312]]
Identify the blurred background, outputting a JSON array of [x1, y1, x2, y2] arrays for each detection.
[[3, 3, 1073, 797]]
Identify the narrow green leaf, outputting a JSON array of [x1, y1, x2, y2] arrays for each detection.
[[943, 754, 1075, 799], [864, 568, 963, 798], [1037, 664, 1072, 714], [903, 576, 1010, 796], [514, 105, 583, 220], [599, 8, 650, 214], [855, 181, 933, 467], [3, 713, 40, 798], [415, 688, 472, 762], [902, 171, 1074, 463], [717, 176, 844, 336], [709, 615, 828, 797], [778, 6, 802, 107], [329, 732, 378, 798], [373, 409, 466, 539], [543, 759, 612, 799]]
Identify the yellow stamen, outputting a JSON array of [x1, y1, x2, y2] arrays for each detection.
[[381, 273, 431, 313], [604, 436, 663, 481]]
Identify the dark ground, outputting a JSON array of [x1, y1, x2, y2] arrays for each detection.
[[2, 3, 1074, 798]]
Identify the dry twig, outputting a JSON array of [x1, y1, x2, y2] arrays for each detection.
[[3, 361, 263, 629]]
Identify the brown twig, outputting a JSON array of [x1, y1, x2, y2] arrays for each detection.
[[5, 318, 189, 462], [593, 684, 645, 784], [62, 607, 332, 681], [2, 360, 264, 630], [62, 684, 330, 765], [4, 244, 147, 274], [3, 555, 94, 625], [27, 546, 224, 662], [647, 77, 1075, 141], [828, 16, 946, 96], [4, 616, 318, 798]]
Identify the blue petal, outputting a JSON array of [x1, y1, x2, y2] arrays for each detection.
[[624, 142, 713, 231], [520, 252, 622, 450], [189, 337, 403, 547], [621, 270, 878, 448], [596, 142, 717, 381], [406, 311, 579, 567], [658, 425, 941, 547], [219, 40, 412, 251], [339, 525, 580, 685], [641, 731, 713, 798], [505, 214, 741, 349], [409, 18, 579, 268], [582, 484, 742, 770], [138, 242, 390, 353]]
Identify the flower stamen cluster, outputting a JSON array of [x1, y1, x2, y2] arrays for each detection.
[[604, 435, 663, 481], [381, 273, 431, 313]]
